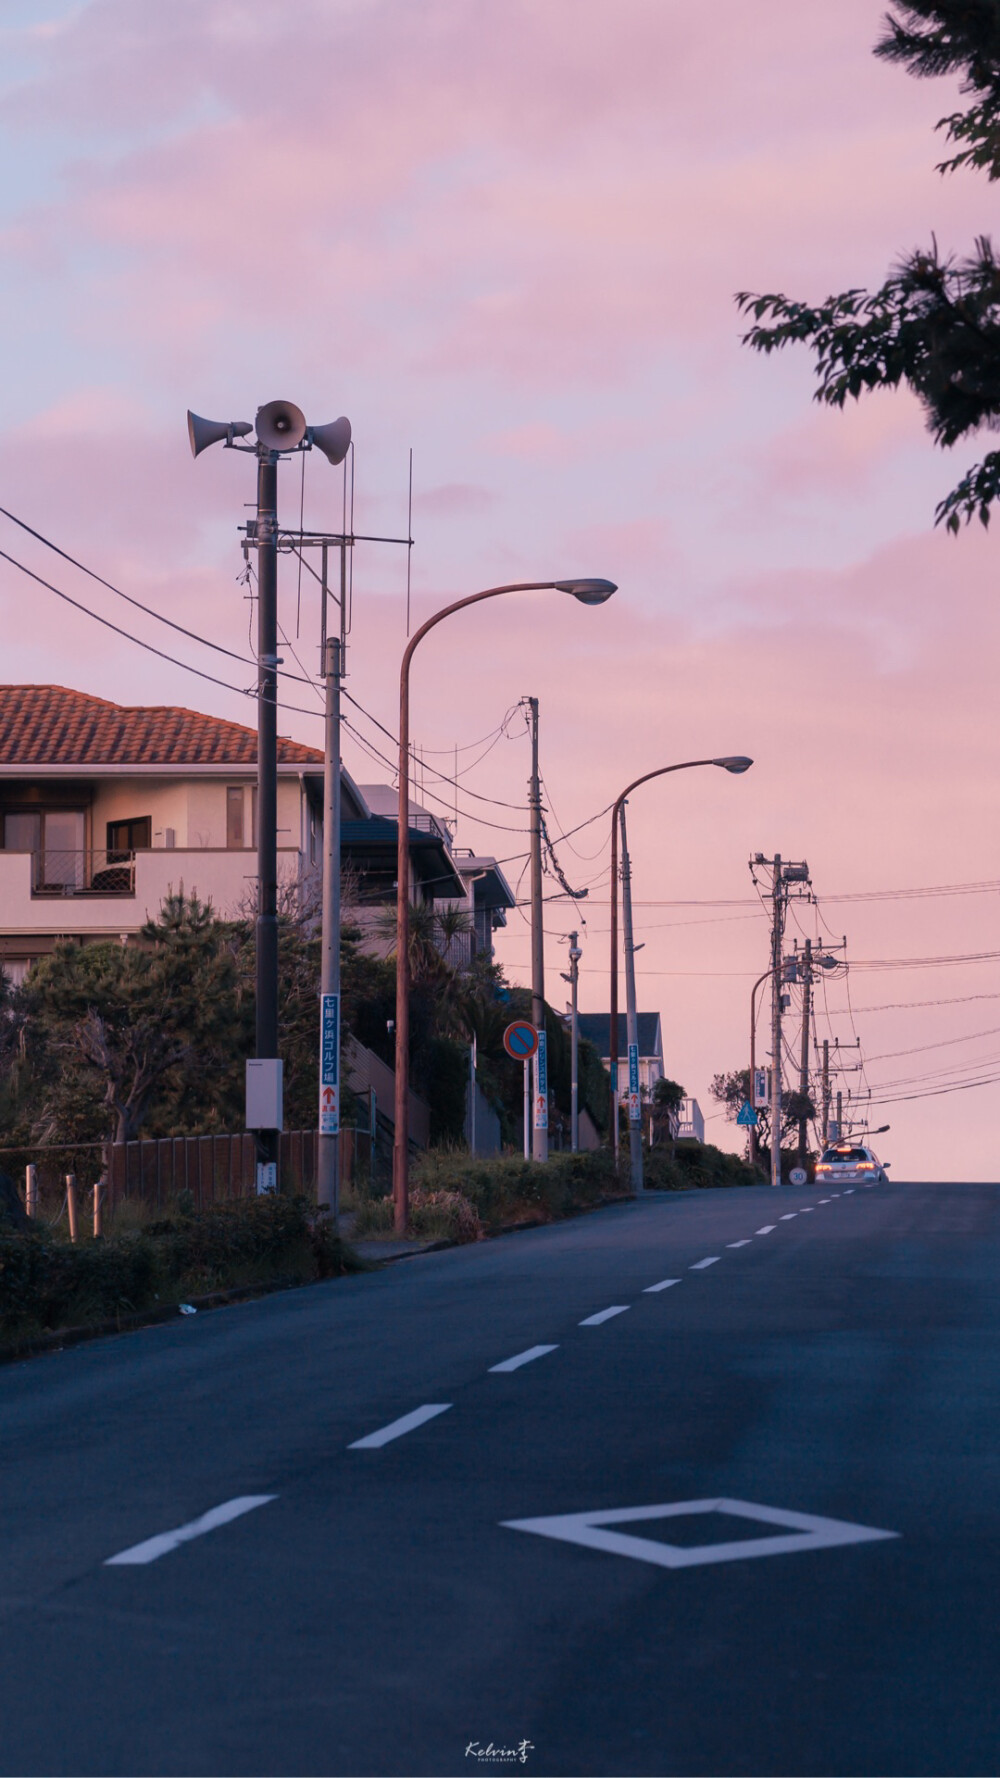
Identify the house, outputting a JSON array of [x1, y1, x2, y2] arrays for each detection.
[[576, 1011, 665, 1098], [347, 784, 515, 962], [0, 685, 514, 983]]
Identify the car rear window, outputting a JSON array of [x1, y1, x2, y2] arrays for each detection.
[[822, 1148, 869, 1163]]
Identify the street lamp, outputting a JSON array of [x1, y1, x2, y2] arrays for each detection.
[[609, 756, 753, 1194], [394, 576, 616, 1234], [188, 401, 351, 1191]]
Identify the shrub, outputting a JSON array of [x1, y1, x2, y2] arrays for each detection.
[[0, 1195, 363, 1350], [411, 1147, 624, 1229], [408, 1188, 483, 1244]]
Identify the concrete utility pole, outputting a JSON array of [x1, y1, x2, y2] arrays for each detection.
[[822, 1038, 830, 1146], [566, 932, 582, 1152], [619, 801, 644, 1194], [769, 855, 784, 1188], [254, 448, 281, 1190], [797, 937, 813, 1164], [317, 626, 343, 1222], [749, 967, 772, 1171], [836, 1088, 843, 1141], [527, 695, 548, 1162]]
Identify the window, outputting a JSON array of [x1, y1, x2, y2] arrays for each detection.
[[226, 787, 245, 849], [107, 818, 151, 859], [3, 810, 84, 887]]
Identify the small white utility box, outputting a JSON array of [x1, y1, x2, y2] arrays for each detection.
[[246, 1058, 283, 1130]]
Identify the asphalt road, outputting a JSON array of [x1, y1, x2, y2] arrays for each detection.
[[1, 1176, 998, 1778]]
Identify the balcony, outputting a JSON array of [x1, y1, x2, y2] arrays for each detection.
[[26, 848, 138, 897], [0, 847, 304, 937]]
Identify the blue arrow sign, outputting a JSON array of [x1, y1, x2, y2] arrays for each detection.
[[736, 1100, 758, 1127]]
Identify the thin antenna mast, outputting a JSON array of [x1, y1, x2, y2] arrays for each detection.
[[406, 446, 413, 637]]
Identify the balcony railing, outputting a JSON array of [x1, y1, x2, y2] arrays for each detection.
[[20, 848, 137, 897]]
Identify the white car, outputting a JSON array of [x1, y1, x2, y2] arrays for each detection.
[[815, 1144, 889, 1186]]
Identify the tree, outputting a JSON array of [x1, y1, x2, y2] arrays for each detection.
[[737, 4, 1000, 530]]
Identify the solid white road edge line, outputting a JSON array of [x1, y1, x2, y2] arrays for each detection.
[[348, 1404, 452, 1449], [726, 1240, 752, 1248], [105, 1495, 276, 1567], [489, 1345, 558, 1374], [644, 1279, 681, 1293], [580, 1305, 630, 1326]]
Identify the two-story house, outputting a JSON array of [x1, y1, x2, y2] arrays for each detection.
[[0, 685, 515, 983]]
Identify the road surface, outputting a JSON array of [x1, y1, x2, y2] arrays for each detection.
[[1, 1177, 997, 1776]]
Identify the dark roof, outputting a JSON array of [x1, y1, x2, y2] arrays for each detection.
[[577, 1012, 663, 1058], [340, 818, 465, 899], [0, 685, 322, 767]]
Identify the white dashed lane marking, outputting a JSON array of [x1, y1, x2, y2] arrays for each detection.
[[818, 1198, 831, 1203], [756, 1225, 776, 1234], [780, 1214, 798, 1221], [727, 1240, 752, 1248], [349, 1404, 452, 1449], [644, 1278, 681, 1293], [799, 1207, 814, 1213], [690, 1257, 720, 1270], [580, 1305, 630, 1326], [106, 1496, 276, 1567], [489, 1345, 558, 1374]]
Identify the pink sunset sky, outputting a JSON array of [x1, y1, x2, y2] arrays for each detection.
[[1, 0, 998, 1179]]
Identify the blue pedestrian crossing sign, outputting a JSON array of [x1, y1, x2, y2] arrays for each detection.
[[736, 1100, 758, 1128]]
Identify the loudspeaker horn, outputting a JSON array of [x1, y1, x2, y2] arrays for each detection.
[[308, 416, 352, 467], [255, 399, 307, 452], [187, 412, 252, 458]]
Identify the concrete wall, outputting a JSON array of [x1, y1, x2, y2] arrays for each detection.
[[86, 775, 304, 852]]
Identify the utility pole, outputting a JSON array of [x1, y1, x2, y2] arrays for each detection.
[[620, 801, 644, 1194], [527, 696, 548, 1161], [822, 1038, 830, 1146], [836, 1088, 843, 1141], [797, 937, 813, 1164], [564, 932, 582, 1152], [769, 855, 784, 1189], [317, 607, 343, 1221], [254, 447, 281, 1191]]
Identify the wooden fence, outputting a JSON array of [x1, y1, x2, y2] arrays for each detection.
[[102, 1127, 365, 1211]]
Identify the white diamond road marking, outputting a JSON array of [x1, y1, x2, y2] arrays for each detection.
[[780, 1213, 797, 1221], [726, 1240, 751, 1248], [579, 1305, 630, 1326], [756, 1225, 776, 1234], [106, 1496, 276, 1566], [690, 1257, 720, 1270], [644, 1278, 681, 1293], [349, 1404, 452, 1449], [489, 1345, 558, 1374], [503, 1496, 899, 1572]]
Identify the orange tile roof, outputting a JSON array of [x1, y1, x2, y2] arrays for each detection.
[[0, 686, 322, 767]]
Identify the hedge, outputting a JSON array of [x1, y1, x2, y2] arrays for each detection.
[[0, 1196, 362, 1350]]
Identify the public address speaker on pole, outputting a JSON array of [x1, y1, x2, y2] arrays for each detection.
[[187, 413, 253, 457], [254, 400, 308, 451]]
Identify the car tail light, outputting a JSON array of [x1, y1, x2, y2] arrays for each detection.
[[858, 1162, 874, 1171]]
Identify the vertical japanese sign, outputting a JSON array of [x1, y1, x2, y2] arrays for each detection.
[[753, 1067, 769, 1108], [319, 992, 340, 1135], [534, 1029, 548, 1130], [628, 1041, 641, 1124]]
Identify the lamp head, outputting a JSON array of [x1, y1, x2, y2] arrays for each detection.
[[713, 756, 753, 774], [553, 578, 618, 605], [255, 399, 307, 452]]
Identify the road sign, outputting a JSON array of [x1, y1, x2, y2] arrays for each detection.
[[789, 1166, 808, 1187], [319, 993, 339, 1135], [627, 1043, 641, 1124], [736, 1100, 758, 1128], [753, 1068, 769, 1108], [628, 1092, 641, 1123], [534, 1031, 548, 1129], [503, 1020, 538, 1061]]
